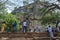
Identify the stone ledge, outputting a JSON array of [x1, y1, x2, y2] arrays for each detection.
[[0, 32, 59, 38]]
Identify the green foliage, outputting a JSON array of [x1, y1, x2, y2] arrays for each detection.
[[0, 1, 7, 13], [41, 13, 59, 25], [34, 0, 40, 3], [0, 13, 21, 31]]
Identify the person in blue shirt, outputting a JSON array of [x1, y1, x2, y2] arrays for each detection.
[[13, 21, 17, 32], [13, 21, 17, 28]]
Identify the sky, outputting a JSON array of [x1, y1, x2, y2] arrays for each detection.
[[6, 0, 59, 13], [6, 0, 34, 13], [6, 0, 23, 13]]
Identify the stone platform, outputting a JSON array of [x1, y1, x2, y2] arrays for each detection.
[[0, 32, 59, 40]]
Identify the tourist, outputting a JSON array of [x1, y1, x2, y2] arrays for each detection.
[[21, 19, 28, 32], [57, 22, 60, 32], [47, 25, 54, 40], [55, 26, 60, 32], [34, 27, 40, 33], [13, 21, 17, 32], [1, 21, 6, 32], [55, 21, 60, 32]]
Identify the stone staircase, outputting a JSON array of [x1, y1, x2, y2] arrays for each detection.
[[0, 32, 60, 40]]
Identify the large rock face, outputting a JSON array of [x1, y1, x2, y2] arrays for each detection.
[[0, 32, 59, 40]]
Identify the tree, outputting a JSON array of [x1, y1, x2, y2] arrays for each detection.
[[41, 13, 59, 25], [0, 0, 8, 13], [0, 13, 20, 32], [10, 0, 60, 26]]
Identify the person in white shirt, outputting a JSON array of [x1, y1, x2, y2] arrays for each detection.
[[21, 18, 30, 32], [55, 26, 60, 32], [47, 25, 54, 40], [56, 22, 60, 32], [21, 20, 28, 32], [34, 27, 40, 33], [58, 23, 60, 27], [56, 21, 60, 32]]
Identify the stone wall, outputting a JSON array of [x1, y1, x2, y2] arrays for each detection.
[[0, 32, 59, 40]]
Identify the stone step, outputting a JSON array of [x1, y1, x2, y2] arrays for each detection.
[[0, 32, 59, 40]]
